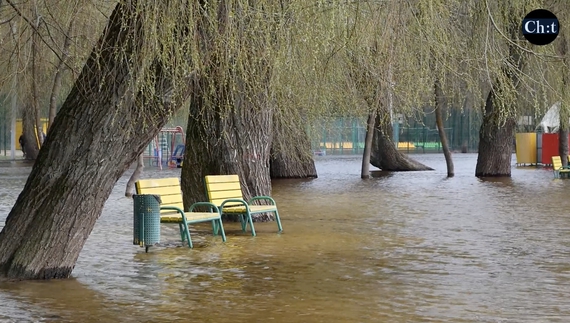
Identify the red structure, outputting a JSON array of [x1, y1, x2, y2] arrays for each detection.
[[541, 133, 570, 165]]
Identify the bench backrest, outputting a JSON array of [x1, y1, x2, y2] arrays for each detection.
[[135, 178, 183, 213], [552, 156, 563, 169], [205, 175, 244, 207]]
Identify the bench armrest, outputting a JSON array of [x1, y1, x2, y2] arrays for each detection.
[[220, 198, 249, 210], [188, 202, 220, 213], [249, 196, 277, 205], [160, 205, 187, 222]]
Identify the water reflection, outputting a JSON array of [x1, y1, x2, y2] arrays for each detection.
[[1, 154, 570, 322]]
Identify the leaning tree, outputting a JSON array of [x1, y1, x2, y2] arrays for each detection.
[[0, 0, 197, 280]]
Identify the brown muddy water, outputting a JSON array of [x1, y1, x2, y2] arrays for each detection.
[[1, 153, 570, 323]]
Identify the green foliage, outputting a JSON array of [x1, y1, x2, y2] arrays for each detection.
[[2, 0, 570, 142]]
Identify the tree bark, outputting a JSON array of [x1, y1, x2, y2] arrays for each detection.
[[48, 19, 74, 132], [361, 111, 376, 178], [0, 1, 189, 280], [21, 102, 40, 160], [475, 90, 516, 177], [270, 111, 317, 179], [370, 112, 433, 171], [434, 78, 454, 177], [182, 75, 274, 221], [125, 154, 144, 198]]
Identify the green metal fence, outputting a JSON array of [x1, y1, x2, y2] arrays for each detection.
[[308, 108, 483, 155]]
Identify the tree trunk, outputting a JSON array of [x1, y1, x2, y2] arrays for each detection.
[[270, 111, 317, 179], [125, 154, 144, 198], [475, 5, 524, 178], [370, 112, 433, 171], [0, 1, 189, 280], [559, 128, 569, 166], [475, 90, 516, 177], [21, 103, 39, 160], [181, 76, 274, 222], [31, 10, 43, 147], [434, 78, 454, 177], [558, 33, 569, 166], [361, 111, 376, 178], [48, 19, 74, 132]]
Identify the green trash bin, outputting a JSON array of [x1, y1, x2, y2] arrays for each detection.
[[133, 194, 161, 252]]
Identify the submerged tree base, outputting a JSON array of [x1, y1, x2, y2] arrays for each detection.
[[475, 91, 516, 178], [370, 114, 433, 171], [6, 265, 74, 281]]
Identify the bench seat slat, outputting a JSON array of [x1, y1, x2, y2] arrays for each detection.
[[161, 212, 221, 223], [222, 205, 277, 213], [136, 178, 180, 189]]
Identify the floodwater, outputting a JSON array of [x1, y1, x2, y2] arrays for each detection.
[[1, 154, 570, 322]]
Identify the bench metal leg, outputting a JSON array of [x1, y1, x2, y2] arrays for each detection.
[[246, 212, 256, 237], [180, 221, 193, 248], [274, 210, 283, 233], [218, 219, 227, 242]]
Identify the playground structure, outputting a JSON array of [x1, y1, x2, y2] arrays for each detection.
[[143, 126, 186, 169]]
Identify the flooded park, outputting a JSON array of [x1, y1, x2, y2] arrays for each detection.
[[1, 153, 570, 322]]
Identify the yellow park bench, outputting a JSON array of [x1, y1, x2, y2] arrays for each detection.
[[205, 175, 283, 237], [551, 156, 570, 179], [135, 178, 226, 248]]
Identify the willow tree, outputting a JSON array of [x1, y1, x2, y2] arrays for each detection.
[[0, 0, 196, 280], [473, 1, 543, 177], [406, 0, 474, 177], [550, 2, 570, 165], [1, 0, 109, 159], [268, 2, 318, 179], [339, 1, 432, 172], [181, 0, 284, 222]]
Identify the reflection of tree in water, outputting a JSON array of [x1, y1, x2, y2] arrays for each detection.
[[130, 242, 250, 318]]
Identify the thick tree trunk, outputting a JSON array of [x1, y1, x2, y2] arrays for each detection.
[[125, 154, 144, 198], [181, 76, 274, 222], [0, 1, 188, 280], [475, 90, 516, 177], [434, 78, 454, 177], [270, 112, 317, 179], [559, 128, 569, 166], [361, 111, 376, 178], [370, 112, 433, 171], [48, 19, 74, 132]]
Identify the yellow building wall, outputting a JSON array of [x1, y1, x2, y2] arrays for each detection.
[[515, 133, 537, 164], [13, 119, 49, 148]]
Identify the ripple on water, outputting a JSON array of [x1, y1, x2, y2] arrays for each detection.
[[1, 154, 570, 322]]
